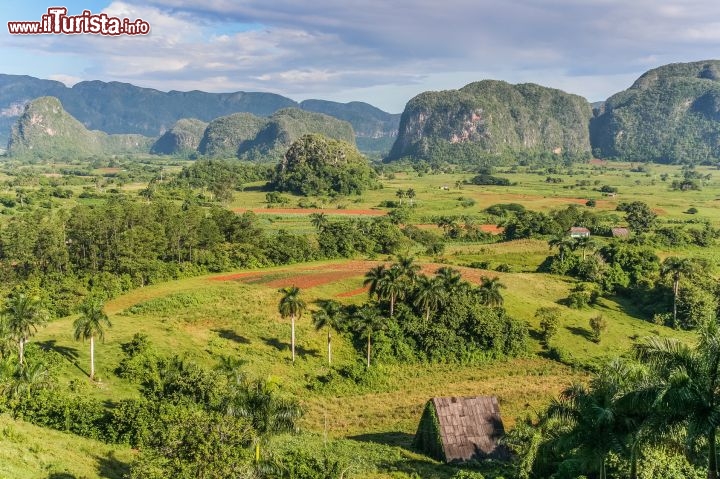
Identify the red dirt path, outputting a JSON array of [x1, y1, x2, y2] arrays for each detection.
[[233, 208, 386, 216]]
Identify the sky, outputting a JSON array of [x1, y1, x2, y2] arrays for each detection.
[[1, 1, 720, 113]]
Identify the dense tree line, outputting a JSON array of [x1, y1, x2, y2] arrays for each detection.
[[0, 198, 414, 317], [306, 257, 528, 368]]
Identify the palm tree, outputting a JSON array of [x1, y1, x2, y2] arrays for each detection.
[[406, 188, 416, 206], [574, 236, 596, 261], [435, 266, 464, 292], [228, 377, 302, 463], [548, 359, 647, 479], [413, 275, 445, 323], [395, 254, 420, 284], [376, 266, 405, 317], [312, 300, 345, 365], [278, 286, 306, 363], [661, 256, 694, 326], [633, 319, 720, 479], [354, 304, 384, 368], [5, 294, 48, 365], [548, 235, 576, 262], [395, 189, 406, 205], [363, 265, 387, 301], [478, 276, 506, 307], [73, 298, 111, 381], [309, 212, 328, 232]]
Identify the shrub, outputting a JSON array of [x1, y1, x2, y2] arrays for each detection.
[[589, 315, 607, 342]]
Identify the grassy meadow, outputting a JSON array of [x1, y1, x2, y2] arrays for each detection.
[[1, 158, 718, 477]]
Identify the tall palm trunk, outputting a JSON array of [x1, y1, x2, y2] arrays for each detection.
[[291, 315, 296, 363], [673, 278, 679, 326], [709, 429, 718, 479], [327, 329, 332, 365], [367, 334, 371, 368], [390, 294, 395, 317], [90, 334, 95, 381], [18, 337, 25, 365]]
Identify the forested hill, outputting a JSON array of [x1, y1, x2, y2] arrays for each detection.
[[0, 74, 398, 154], [590, 60, 720, 164], [387, 80, 593, 163], [196, 108, 356, 161], [7, 96, 153, 158]]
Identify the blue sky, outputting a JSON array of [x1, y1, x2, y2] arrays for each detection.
[[2, 1, 720, 112]]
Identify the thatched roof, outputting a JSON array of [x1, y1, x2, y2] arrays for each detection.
[[611, 227, 630, 237], [414, 396, 509, 463]]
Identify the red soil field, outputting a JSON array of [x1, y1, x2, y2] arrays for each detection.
[[233, 208, 386, 216], [208, 260, 499, 294]]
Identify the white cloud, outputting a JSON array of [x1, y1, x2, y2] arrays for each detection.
[[4, 0, 720, 110]]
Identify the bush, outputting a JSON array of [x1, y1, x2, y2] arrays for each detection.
[[589, 315, 607, 342]]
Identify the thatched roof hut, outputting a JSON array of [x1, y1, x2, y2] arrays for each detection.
[[413, 396, 509, 463]]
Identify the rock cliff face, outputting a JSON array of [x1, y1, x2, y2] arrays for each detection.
[[7, 97, 152, 159], [590, 60, 720, 163], [388, 80, 592, 162]]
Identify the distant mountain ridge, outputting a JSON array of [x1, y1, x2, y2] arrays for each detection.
[[8, 97, 355, 161], [0, 74, 399, 154]]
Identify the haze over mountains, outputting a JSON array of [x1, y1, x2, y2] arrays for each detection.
[[3, 60, 720, 164]]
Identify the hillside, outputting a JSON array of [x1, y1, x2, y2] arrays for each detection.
[[0, 414, 133, 478], [300, 99, 399, 154], [6, 96, 153, 159], [590, 60, 720, 163], [150, 118, 208, 155], [388, 80, 592, 162], [0, 74, 398, 154], [199, 108, 356, 160]]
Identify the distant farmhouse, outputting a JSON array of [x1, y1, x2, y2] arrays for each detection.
[[413, 396, 509, 463], [569, 226, 590, 238]]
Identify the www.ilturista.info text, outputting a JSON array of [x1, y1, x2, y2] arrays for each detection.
[[8, 7, 150, 35]]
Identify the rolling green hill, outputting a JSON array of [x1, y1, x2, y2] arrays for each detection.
[[590, 60, 720, 163], [388, 80, 592, 162], [199, 108, 356, 161], [6, 96, 153, 159], [150, 118, 208, 155]]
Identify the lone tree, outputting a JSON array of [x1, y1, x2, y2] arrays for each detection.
[[354, 304, 384, 368], [622, 201, 657, 234], [278, 286, 306, 363], [312, 300, 345, 365], [536, 307, 561, 346], [5, 293, 48, 366], [661, 256, 694, 326], [478, 277, 506, 307], [73, 298, 111, 381]]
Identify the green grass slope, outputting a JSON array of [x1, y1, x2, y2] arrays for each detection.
[[0, 414, 133, 479]]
